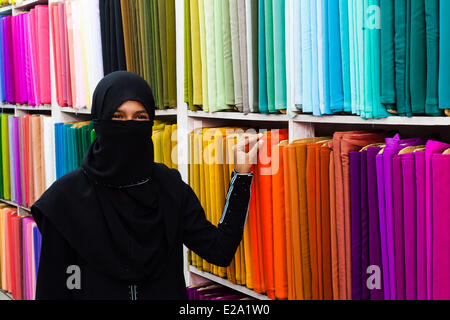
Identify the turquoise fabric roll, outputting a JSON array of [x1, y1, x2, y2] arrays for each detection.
[[264, 0, 276, 113], [339, 0, 351, 112], [380, 0, 396, 112], [273, 0, 286, 111], [258, 0, 268, 114], [328, 0, 344, 113], [424, 0, 442, 115]]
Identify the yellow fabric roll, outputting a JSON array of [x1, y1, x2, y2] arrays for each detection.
[[163, 124, 173, 168], [171, 124, 178, 170]]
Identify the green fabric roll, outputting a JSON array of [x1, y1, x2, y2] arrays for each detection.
[[265, 0, 276, 113], [424, 0, 442, 115], [153, 0, 164, 109], [214, 0, 227, 111], [144, 0, 156, 98], [394, 0, 412, 116], [135, 0, 144, 77], [166, 0, 177, 108], [205, 0, 217, 110], [380, 0, 397, 112], [222, 0, 235, 106], [410, 0, 427, 114], [250, 0, 259, 112], [184, 0, 194, 109], [273, 0, 286, 111], [230, 0, 243, 111], [158, 0, 169, 107], [1, 115, 10, 200], [198, 0, 209, 111]]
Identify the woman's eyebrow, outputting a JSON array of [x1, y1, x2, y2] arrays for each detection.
[[134, 110, 149, 115]]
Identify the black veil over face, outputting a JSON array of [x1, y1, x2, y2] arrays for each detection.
[[32, 71, 169, 283], [82, 71, 156, 188]]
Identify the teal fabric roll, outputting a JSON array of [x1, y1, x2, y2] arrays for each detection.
[[273, 0, 286, 111], [410, 0, 427, 115], [424, 0, 442, 115], [439, 0, 450, 110], [258, 0, 268, 114], [394, 0, 412, 116], [328, 0, 344, 113], [380, 0, 396, 112], [265, 0, 276, 113]]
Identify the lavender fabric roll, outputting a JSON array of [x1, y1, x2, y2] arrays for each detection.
[[415, 150, 426, 300], [350, 151, 362, 299], [366, 146, 384, 300], [432, 154, 450, 300], [392, 154, 405, 300], [401, 152, 417, 300]]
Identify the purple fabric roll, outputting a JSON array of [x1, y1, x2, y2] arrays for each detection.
[[424, 140, 450, 299], [432, 154, 450, 300], [401, 153, 417, 300], [392, 155, 405, 300], [415, 150, 426, 300], [350, 151, 362, 300], [367, 147, 384, 300], [376, 153, 390, 300], [360, 150, 370, 300], [382, 134, 424, 299]]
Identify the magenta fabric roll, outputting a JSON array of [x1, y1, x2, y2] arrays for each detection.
[[23, 14, 32, 105], [401, 153, 417, 300], [37, 5, 51, 105], [432, 154, 450, 300], [392, 155, 405, 300], [425, 140, 450, 299], [415, 150, 426, 300], [367, 147, 384, 300], [360, 150, 370, 300], [382, 135, 424, 300], [30, 8, 41, 106], [376, 153, 390, 299], [17, 14, 27, 104], [4, 16, 14, 103]]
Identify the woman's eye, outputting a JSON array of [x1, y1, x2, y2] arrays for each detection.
[[112, 114, 122, 119], [137, 114, 149, 120]]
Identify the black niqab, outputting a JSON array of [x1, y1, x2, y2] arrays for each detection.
[[32, 71, 169, 283]]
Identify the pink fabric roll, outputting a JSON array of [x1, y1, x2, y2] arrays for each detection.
[[29, 9, 41, 105], [415, 151, 426, 300], [432, 154, 450, 300], [36, 5, 51, 105], [425, 140, 450, 299]]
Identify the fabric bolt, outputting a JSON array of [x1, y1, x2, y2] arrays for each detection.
[[400, 150, 418, 300], [392, 154, 405, 300], [213, 0, 226, 112], [292, 0, 302, 109], [425, 140, 450, 300], [222, 0, 234, 107], [432, 153, 450, 300], [424, 0, 441, 115], [366, 146, 384, 300], [328, 0, 343, 113], [439, 0, 450, 110], [190, 0, 203, 105], [415, 150, 426, 300], [301, 0, 312, 113], [350, 151, 362, 300], [258, 0, 268, 114], [380, 0, 396, 112], [273, 0, 286, 111], [230, 0, 242, 111], [409, 0, 426, 114], [264, 0, 275, 113], [237, 0, 249, 114], [382, 135, 424, 300]]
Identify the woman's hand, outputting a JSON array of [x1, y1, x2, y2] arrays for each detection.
[[233, 133, 264, 174]]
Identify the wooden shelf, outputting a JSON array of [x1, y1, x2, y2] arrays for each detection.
[[188, 110, 289, 122], [293, 114, 450, 126], [60, 107, 91, 115], [189, 266, 271, 300], [0, 5, 12, 13]]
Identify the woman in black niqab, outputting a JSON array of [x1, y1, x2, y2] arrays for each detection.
[[31, 71, 259, 300]]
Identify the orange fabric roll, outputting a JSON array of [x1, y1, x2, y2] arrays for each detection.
[[283, 146, 295, 300], [272, 142, 289, 300], [329, 149, 339, 299], [306, 143, 319, 300], [321, 145, 333, 300], [333, 131, 385, 299], [258, 131, 275, 298], [249, 166, 265, 293], [314, 144, 324, 300]]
